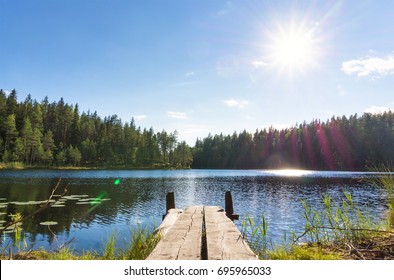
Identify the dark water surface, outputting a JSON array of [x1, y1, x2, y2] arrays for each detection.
[[0, 169, 389, 254]]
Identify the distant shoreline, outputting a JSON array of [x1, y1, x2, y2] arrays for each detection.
[[0, 162, 382, 172], [0, 162, 189, 171]]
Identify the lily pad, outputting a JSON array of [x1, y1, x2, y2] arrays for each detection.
[[73, 194, 90, 198], [63, 196, 81, 200], [10, 201, 31, 206], [39, 221, 58, 226], [75, 202, 90, 205], [89, 201, 102, 205], [78, 198, 92, 202]]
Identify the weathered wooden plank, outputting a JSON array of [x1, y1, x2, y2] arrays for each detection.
[[147, 206, 203, 260], [154, 208, 183, 237], [205, 206, 258, 260]]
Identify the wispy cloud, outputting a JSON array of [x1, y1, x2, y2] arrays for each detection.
[[251, 60, 269, 68], [215, 1, 233, 17], [185, 71, 195, 77], [364, 106, 392, 114], [133, 115, 147, 120], [341, 52, 394, 79], [223, 99, 249, 108], [167, 111, 188, 119]]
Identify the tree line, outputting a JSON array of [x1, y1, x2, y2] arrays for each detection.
[[2, 89, 393, 170], [0, 89, 192, 168], [192, 111, 394, 170]]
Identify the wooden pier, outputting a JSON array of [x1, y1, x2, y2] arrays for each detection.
[[147, 192, 258, 260]]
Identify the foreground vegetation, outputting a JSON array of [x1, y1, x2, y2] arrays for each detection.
[[241, 168, 394, 260], [1, 228, 159, 260]]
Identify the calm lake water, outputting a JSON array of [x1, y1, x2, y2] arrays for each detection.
[[0, 169, 389, 254]]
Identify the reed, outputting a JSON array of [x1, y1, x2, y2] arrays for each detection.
[[367, 164, 394, 227]]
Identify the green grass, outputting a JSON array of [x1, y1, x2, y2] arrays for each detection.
[[267, 244, 342, 260], [242, 189, 391, 260], [368, 165, 394, 227], [0, 162, 25, 169], [1, 225, 160, 260]]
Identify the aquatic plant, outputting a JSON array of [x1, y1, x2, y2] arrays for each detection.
[[367, 165, 394, 227], [241, 213, 269, 257]]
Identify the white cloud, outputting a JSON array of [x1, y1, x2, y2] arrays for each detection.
[[341, 53, 394, 79], [364, 106, 392, 114], [215, 1, 233, 17], [223, 99, 249, 108], [185, 71, 195, 77], [167, 111, 188, 119], [3, 90, 10, 96], [133, 115, 147, 120], [251, 60, 269, 68]]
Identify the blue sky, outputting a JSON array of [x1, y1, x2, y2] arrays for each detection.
[[1, 0, 394, 145]]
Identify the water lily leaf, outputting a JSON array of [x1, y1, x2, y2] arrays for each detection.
[[77, 198, 94, 202], [39, 221, 58, 226], [63, 196, 81, 200], [10, 201, 31, 205], [51, 204, 66, 208], [89, 201, 102, 205]]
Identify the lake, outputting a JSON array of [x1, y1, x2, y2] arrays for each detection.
[[0, 169, 389, 254]]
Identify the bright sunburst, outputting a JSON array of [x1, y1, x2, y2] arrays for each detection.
[[266, 21, 321, 77]]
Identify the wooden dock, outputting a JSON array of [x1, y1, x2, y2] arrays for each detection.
[[147, 193, 258, 260]]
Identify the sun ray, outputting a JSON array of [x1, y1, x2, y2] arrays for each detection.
[[265, 19, 322, 78]]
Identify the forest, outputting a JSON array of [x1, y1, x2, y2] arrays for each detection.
[[193, 111, 394, 170], [0, 89, 192, 168], [1, 89, 393, 170]]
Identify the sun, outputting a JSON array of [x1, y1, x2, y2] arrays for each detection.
[[266, 22, 320, 76]]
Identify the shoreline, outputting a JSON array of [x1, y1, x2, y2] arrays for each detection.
[[0, 162, 382, 172]]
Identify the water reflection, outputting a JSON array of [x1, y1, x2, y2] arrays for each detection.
[[0, 169, 389, 253]]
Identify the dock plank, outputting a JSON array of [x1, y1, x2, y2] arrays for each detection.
[[205, 206, 258, 260], [147, 206, 203, 260], [153, 208, 183, 237]]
